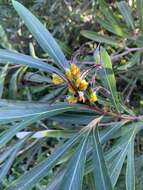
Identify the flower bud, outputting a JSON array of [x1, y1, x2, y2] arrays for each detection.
[[75, 78, 88, 91], [52, 74, 64, 85], [67, 95, 78, 104], [70, 64, 80, 76], [89, 91, 97, 103], [65, 69, 72, 80], [79, 79, 88, 91]]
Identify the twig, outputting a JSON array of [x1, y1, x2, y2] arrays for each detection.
[[18, 139, 39, 156], [111, 47, 143, 62], [124, 77, 137, 104], [75, 47, 143, 65]]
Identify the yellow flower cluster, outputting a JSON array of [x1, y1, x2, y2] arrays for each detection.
[[65, 64, 88, 92], [52, 63, 97, 104]]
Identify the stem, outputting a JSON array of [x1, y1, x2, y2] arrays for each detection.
[[84, 104, 143, 122]]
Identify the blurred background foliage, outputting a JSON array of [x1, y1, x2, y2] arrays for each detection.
[[0, 0, 96, 53]]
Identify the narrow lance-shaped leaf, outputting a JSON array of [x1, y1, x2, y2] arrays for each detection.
[[40, 86, 66, 103], [10, 129, 86, 190], [12, 0, 69, 70], [92, 126, 113, 190], [85, 172, 96, 190], [8, 67, 23, 99], [96, 17, 125, 37], [45, 121, 125, 190], [100, 121, 126, 144], [98, 0, 125, 37], [99, 0, 121, 26], [108, 122, 139, 186], [0, 137, 27, 182], [0, 103, 77, 147], [61, 129, 91, 190], [0, 25, 13, 50], [0, 64, 8, 98], [0, 49, 65, 78], [56, 122, 141, 190], [126, 140, 135, 190], [24, 72, 51, 83], [0, 101, 74, 123], [117, 1, 135, 30], [46, 118, 102, 190], [137, 0, 143, 30], [16, 129, 76, 139], [0, 147, 16, 165], [0, 116, 40, 148], [109, 145, 128, 187], [81, 30, 120, 46], [46, 169, 65, 190], [99, 48, 120, 112]]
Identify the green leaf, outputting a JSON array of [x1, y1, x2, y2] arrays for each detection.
[[0, 25, 13, 50], [0, 49, 65, 78], [117, 52, 140, 71], [100, 48, 120, 111], [0, 137, 27, 182], [126, 140, 135, 190], [46, 169, 65, 190], [96, 17, 125, 37], [108, 122, 139, 186], [92, 127, 113, 190], [98, 0, 122, 26], [61, 130, 90, 190], [137, 0, 143, 30], [12, 0, 69, 70], [24, 72, 51, 83], [52, 113, 99, 125], [81, 30, 120, 46], [45, 121, 127, 190], [117, 1, 135, 30], [41, 85, 66, 103], [8, 67, 23, 99], [85, 172, 96, 190], [0, 117, 39, 148], [45, 118, 102, 190], [16, 129, 76, 139], [109, 145, 128, 186], [57, 39, 72, 57], [0, 64, 8, 98], [0, 146, 16, 164], [0, 101, 75, 124], [100, 121, 125, 144], [10, 129, 86, 190]]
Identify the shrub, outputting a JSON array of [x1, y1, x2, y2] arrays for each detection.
[[0, 1, 143, 189]]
